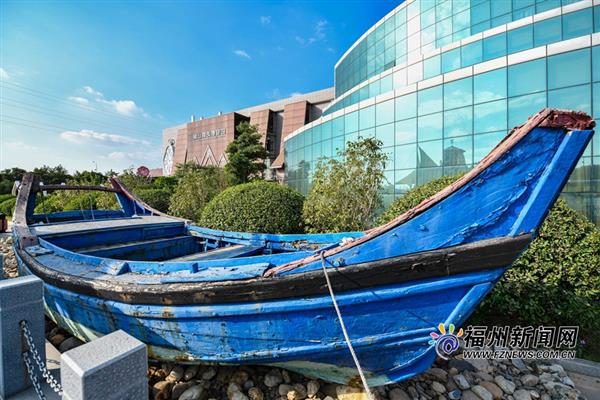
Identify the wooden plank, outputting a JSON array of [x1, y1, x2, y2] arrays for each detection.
[[168, 245, 264, 262]]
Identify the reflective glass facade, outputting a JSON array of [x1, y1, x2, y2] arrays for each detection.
[[285, 0, 600, 225]]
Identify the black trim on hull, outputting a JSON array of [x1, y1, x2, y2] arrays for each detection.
[[17, 234, 531, 305]]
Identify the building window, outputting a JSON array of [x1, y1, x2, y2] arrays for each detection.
[[548, 84, 592, 115], [483, 33, 506, 61], [395, 118, 417, 145], [444, 77, 473, 110], [508, 58, 546, 97], [534, 16, 561, 47], [444, 106, 473, 138], [474, 100, 507, 134], [474, 68, 507, 103], [395, 92, 417, 121], [418, 113, 443, 141], [507, 25, 533, 54], [508, 92, 547, 128], [418, 85, 443, 115], [548, 49, 591, 90], [563, 8, 593, 40], [376, 99, 395, 126]]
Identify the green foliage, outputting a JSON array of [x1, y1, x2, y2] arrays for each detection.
[[135, 188, 172, 213], [473, 199, 600, 359], [380, 174, 600, 360], [0, 198, 16, 216], [71, 170, 107, 185], [174, 162, 205, 178], [225, 122, 269, 185], [32, 165, 71, 184], [0, 167, 27, 194], [303, 137, 388, 233], [118, 168, 153, 192], [152, 176, 178, 191], [169, 167, 228, 221], [0, 194, 15, 203], [200, 181, 304, 234], [377, 174, 465, 224]]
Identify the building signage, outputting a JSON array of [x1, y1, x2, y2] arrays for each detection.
[[192, 128, 226, 141]]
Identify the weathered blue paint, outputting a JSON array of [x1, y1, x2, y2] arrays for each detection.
[[11, 111, 595, 385]]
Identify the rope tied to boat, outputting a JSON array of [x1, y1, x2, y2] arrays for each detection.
[[320, 252, 374, 400]]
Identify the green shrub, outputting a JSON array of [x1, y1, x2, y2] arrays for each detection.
[[0, 198, 16, 216], [200, 181, 304, 234], [303, 137, 388, 233], [0, 194, 15, 203], [169, 167, 228, 221], [135, 188, 171, 213], [379, 174, 600, 360]]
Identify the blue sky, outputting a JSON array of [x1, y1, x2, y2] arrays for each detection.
[[1, 0, 396, 173]]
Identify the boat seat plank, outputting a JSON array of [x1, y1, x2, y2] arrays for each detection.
[[30, 215, 183, 236], [168, 245, 264, 262]]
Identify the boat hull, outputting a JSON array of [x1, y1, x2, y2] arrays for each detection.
[[18, 252, 502, 385]]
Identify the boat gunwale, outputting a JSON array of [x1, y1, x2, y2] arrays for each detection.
[[15, 233, 531, 305]]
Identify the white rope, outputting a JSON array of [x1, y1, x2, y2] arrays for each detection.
[[320, 252, 374, 400]]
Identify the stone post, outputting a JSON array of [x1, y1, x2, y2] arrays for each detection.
[[60, 330, 148, 400], [0, 275, 45, 397]]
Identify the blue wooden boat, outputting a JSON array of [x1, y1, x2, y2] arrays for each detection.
[[11, 109, 594, 386]]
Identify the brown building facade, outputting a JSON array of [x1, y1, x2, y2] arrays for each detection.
[[162, 88, 333, 181]]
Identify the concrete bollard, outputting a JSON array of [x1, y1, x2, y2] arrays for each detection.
[[60, 330, 148, 400], [0, 275, 45, 398]]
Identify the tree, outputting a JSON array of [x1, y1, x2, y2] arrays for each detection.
[[168, 166, 228, 221], [32, 165, 71, 184], [303, 137, 388, 233], [71, 170, 107, 185], [225, 121, 269, 185], [0, 167, 27, 194]]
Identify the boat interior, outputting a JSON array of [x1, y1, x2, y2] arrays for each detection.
[[29, 210, 361, 265]]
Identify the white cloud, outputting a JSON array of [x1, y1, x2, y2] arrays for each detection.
[[0, 68, 9, 80], [99, 99, 143, 116], [296, 20, 328, 47], [289, 92, 302, 97], [83, 86, 103, 97], [60, 129, 150, 146], [233, 49, 252, 60], [266, 88, 281, 99], [5, 141, 36, 151], [260, 16, 271, 25], [78, 86, 145, 116], [68, 96, 89, 105]]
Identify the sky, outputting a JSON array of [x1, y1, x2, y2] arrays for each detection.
[[0, 0, 397, 173]]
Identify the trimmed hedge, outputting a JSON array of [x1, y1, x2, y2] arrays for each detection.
[[136, 188, 171, 213], [200, 181, 305, 234], [379, 174, 600, 359]]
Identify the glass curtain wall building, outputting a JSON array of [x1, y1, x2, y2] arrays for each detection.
[[284, 0, 600, 225]]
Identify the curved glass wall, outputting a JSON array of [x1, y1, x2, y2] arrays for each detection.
[[285, 0, 600, 225], [334, 0, 584, 97], [327, 3, 600, 116]]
